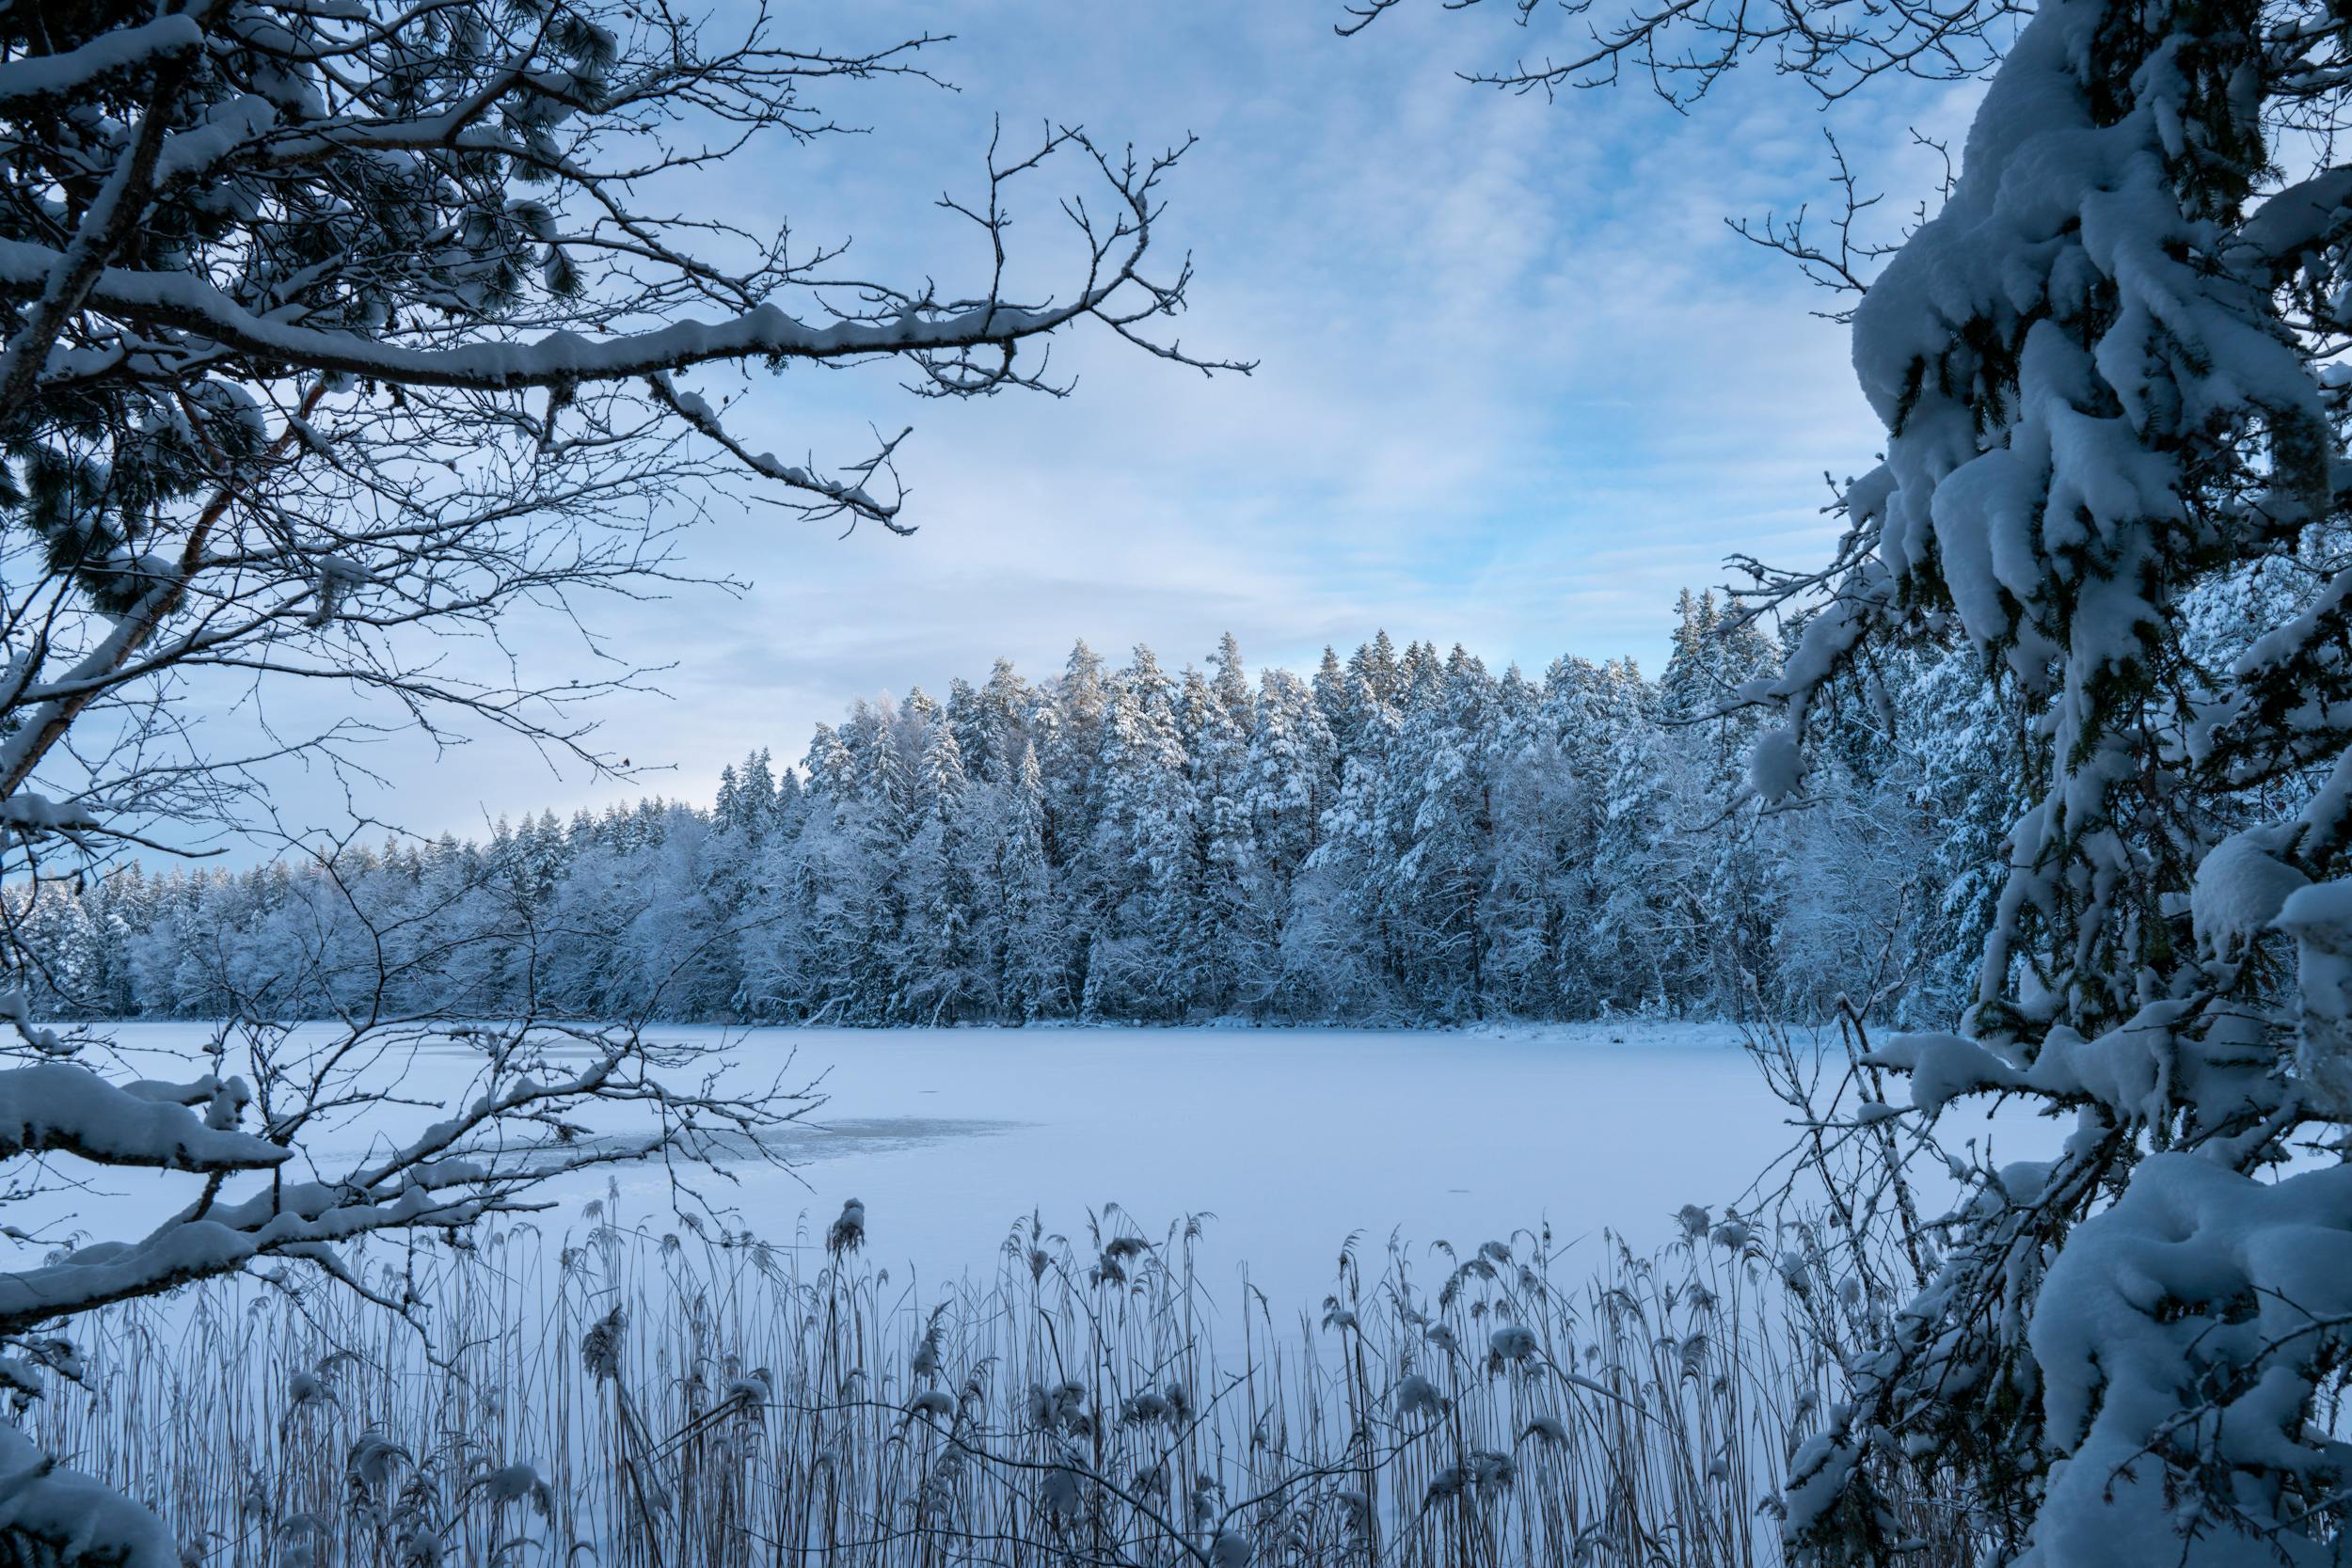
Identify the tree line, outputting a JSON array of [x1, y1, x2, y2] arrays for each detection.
[[8, 592, 2011, 1027]]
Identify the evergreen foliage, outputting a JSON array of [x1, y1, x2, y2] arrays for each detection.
[[12, 599, 1981, 1028]]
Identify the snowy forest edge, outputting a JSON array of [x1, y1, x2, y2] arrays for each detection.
[[8, 595, 1994, 1031]]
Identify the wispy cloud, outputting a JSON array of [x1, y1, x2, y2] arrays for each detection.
[[189, 3, 1985, 842]]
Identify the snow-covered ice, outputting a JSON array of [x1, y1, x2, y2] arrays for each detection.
[[15, 1020, 2046, 1311]]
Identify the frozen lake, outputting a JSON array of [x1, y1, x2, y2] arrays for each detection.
[[25, 1021, 2049, 1311]]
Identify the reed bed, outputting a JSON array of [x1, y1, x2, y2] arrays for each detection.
[[23, 1194, 1959, 1568]]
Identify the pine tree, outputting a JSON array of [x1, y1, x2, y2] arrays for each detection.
[[1350, 630, 1402, 709], [1311, 645, 1355, 750], [995, 743, 1066, 1021], [1388, 648, 1497, 1017], [1181, 665, 1254, 1012], [737, 750, 779, 839], [1087, 661, 1197, 1019], [901, 718, 988, 1022], [1210, 632, 1252, 722]]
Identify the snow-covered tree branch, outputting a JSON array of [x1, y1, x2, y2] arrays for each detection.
[[0, 0, 1238, 881], [1363, 0, 2352, 1558], [0, 2, 1239, 1559]]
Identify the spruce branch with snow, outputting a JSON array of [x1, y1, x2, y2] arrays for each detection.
[[1365, 0, 2352, 1558], [1734, 0, 2352, 1559]]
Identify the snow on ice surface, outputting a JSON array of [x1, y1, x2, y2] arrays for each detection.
[[22, 1022, 2058, 1312]]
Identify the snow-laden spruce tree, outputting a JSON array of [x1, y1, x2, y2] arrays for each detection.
[[1359, 0, 2352, 1559], [1753, 0, 2352, 1554], [0, 0, 1231, 1557]]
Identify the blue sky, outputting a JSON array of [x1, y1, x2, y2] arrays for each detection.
[[246, 2, 1985, 844]]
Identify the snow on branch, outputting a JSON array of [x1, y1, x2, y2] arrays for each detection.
[[0, 221, 1203, 393], [0, 16, 204, 108], [0, 1015, 814, 1340], [0, 1062, 282, 1174], [0, 0, 1244, 892], [0, 1422, 178, 1568]]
